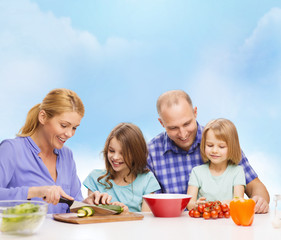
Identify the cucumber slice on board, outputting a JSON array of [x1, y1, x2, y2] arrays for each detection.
[[77, 206, 95, 218], [77, 209, 88, 218], [81, 206, 95, 216]]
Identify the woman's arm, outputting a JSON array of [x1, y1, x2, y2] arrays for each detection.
[[28, 185, 73, 205]]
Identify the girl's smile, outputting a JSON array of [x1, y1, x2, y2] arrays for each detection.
[[107, 137, 129, 175], [111, 159, 125, 168], [205, 129, 228, 167]]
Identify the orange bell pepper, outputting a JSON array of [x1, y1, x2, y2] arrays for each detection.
[[229, 197, 255, 226]]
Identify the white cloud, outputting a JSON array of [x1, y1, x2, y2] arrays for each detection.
[[189, 7, 281, 125], [239, 7, 281, 88], [188, 49, 243, 125], [243, 7, 281, 51], [0, 0, 140, 140]]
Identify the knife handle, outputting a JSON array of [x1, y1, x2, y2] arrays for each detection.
[[59, 196, 74, 207], [43, 196, 74, 208]]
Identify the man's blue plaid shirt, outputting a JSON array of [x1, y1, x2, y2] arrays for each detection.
[[147, 122, 258, 194]]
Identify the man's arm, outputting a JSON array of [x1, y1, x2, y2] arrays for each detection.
[[245, 177, 270, 214]]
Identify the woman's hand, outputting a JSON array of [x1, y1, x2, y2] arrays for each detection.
[[83, 191, 112, 205], [111, 201, 129, 212], [28, 186, 73, 205]]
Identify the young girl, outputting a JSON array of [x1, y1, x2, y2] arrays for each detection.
[[83, 123, 161, 212], [187, 118, 245, 210]]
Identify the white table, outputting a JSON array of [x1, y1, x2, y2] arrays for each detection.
[[1, 211, 280, 240]]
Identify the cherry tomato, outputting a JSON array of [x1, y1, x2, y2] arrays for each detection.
[[189, 201, 230, 220], [215, 200, 221, 205], [218, 211, 224, 218], [189, 209, 194, 217], [204, 207, 210, 213], [198, 204, 205, 213], [193, 210, 201, 218], [211, 210, 218, 219], [224, 211, 230, 218], [203, 211, 211, 219], [213, 205, 221, 213], [205, 202, 211, 208], [221, 204, 229, 213]]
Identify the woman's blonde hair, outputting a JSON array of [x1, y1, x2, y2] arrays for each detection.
[[18, 88, 85, 137], [98, 123, 149, 189], [200, 118, 241, 165]]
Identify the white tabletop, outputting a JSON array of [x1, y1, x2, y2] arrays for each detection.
[[1, 211, 280, 240]]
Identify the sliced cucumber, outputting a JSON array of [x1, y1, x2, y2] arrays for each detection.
[[81, 206, 95, 216], [77, 209, 87, 218]]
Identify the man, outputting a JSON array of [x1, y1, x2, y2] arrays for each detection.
[[147, 90, 269, 213]]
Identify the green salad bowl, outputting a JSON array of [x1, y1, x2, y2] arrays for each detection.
[[0, 200, 48, 235]]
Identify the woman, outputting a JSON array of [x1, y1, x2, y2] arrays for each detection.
[[0, 88, 111, 213]]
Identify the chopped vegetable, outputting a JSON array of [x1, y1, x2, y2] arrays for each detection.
[[76, 204, 123, 218], [0, 203, 45, 233], [77, 209, 88, 218], [77, 206, 95, 218], [81, 206, 95, 216]]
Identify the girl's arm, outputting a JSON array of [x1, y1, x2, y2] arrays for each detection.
[[187, 185, 199, 210], [141, 194, 152, 212], [233, 185, 245, 198], [86, 189, 128, 211], [221, 185, 245, 206], [84, 189, 112, 205], [111, 202, 129, 212], [88, 189, 94, 196]]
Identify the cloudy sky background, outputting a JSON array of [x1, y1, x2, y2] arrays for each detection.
[[1, 0, 280, 206]]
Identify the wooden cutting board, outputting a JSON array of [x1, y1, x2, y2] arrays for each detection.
[[53, 212, 144, 224]]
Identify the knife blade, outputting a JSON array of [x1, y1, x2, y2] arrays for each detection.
[[59, 196, 117, 215]]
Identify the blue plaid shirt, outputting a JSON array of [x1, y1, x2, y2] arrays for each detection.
[[147, 122, 258, 194]]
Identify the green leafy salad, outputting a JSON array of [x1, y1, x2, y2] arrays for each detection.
[[0, 202, 45, 233]]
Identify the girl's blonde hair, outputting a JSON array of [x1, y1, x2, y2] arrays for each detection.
[[98, 123, 149, 189], [200, 118, 241, 165], [18, 88, 85, 137]]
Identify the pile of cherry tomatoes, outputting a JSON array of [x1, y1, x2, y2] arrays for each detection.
[[188, 201, 230, 219]]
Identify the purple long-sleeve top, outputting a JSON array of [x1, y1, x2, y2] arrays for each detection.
[[0, 136, 83, 213]]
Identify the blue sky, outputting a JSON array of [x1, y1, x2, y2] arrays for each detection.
[[0, 0, 281, 203]]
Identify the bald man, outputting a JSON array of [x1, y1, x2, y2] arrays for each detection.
[[147, 90, 269, 213]]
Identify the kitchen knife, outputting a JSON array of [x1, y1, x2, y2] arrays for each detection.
[[59, 196, 118, 215]]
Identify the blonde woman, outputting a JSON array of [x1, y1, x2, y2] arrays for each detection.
[[187, 118, 245, 210], [0, 88, 111, 213]]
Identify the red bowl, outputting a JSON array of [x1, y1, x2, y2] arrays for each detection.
[[143, 194, 191, 217]]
